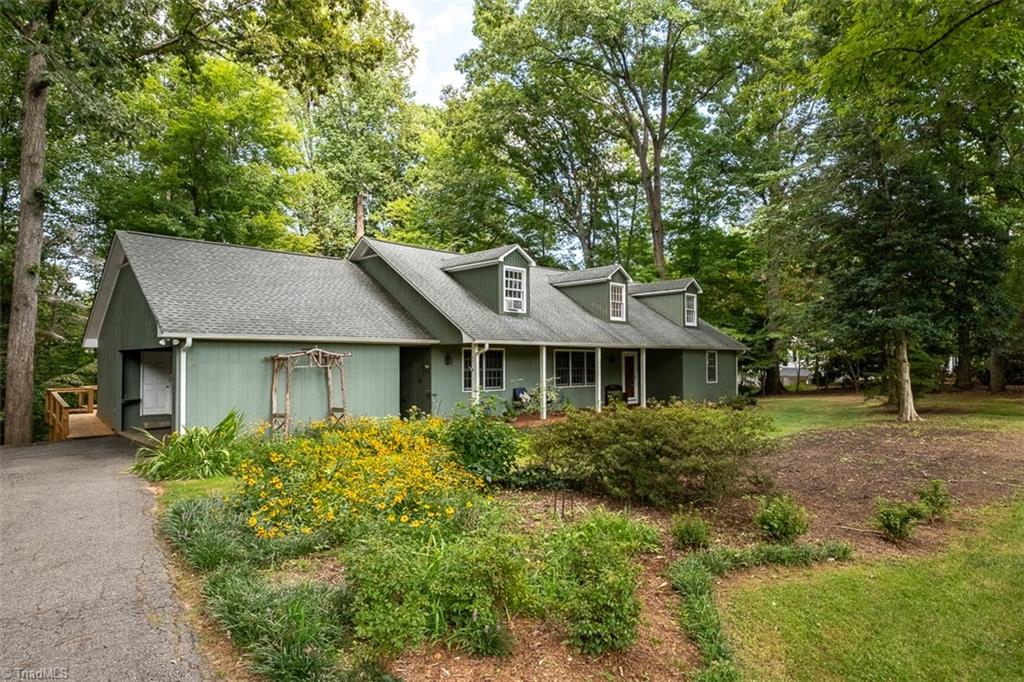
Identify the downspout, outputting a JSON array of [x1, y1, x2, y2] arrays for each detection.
[[177, 337, 192, 433]]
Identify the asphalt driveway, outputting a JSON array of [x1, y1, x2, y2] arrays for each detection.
[[0, 437, 211, 681]]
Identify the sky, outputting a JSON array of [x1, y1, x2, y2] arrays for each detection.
[[386, 0, 480, 105]]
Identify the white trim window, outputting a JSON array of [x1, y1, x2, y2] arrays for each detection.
[[503, 266, 526, 313], [685, 292, 698, 327], [554, 350, 596, 387], [609, 282, 626, 321], [462, 348, 506, 392], [706, 350, 718, 384]]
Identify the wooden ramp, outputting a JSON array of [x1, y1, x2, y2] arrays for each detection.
[[45, 386, 114, 440], [68, 411, 115, 439]]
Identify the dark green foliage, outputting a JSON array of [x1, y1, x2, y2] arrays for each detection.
[[671, 510, 712, 551], [874, 482, 954, 542], [915, 480, 954, 520], [162, 496, 323, 570], [203, 565, 351, 681], [532, 510, 659, 654], [753, 495, 811, 544], [342, 520, 527, 656], [500, 464, 576, 491], [444, 405, 525, 483], [132, 410, 253, 480], [874, 498, 922, 542], [531, 403, 774, 506]]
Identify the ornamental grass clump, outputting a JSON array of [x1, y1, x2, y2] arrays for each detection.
[[235, 417, 482, 540], [132, 410, 253, 480]]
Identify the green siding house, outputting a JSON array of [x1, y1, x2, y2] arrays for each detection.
[[84, 231, 745, 433]]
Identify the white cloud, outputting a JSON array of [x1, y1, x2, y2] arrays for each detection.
[[387, 0, 479, 105]]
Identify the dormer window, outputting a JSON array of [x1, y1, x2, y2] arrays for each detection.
[[685, 293, 698, 326], [610, 282, 626, 321], [504, 266, 526, 313]]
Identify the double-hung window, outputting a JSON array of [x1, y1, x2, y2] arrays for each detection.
[[685, 293, 698, 326], [706, 350, 718, 384], [609, 282, 626, 321], [503, 267, 526, 313], [554, 350, 596, 387], [462, 348, 505, 391]]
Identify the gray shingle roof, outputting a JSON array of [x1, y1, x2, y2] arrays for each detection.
[[629, 278, 699, 295], [441, 245, 528, 270], [114, 231, 433, 341], [549, 264, 629, 286], [361, 238, 745, 351]]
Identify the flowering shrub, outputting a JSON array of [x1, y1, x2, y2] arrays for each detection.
[[236, 417, 482, 539]]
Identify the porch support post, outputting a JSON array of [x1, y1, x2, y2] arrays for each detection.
[[470, 342, 480, 406], [594, 347, 602, 413], [640, 346, 647, 407], [539, 345, 547, 420]]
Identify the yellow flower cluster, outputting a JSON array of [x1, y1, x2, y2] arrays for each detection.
[[237, 417, 480, 539]]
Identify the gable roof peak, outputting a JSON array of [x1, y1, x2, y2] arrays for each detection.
[[629, 278, 703, 296], [440, 244, 536, 272], [549, 263, 632, 287]]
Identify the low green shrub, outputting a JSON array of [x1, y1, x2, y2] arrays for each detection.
[[343, 514, 527, 656], [753, 495, 811, 544], [670, 510, 712, 550], [915, 479, 954, 520], [532, 510, 659, 654], [203, 565, 351, 681], [132, 410, 253, 480], [500, 464, 576, 491], [530, 402, 774, 506], [874, 498, 922, 542], [444, 404, 525, 483]]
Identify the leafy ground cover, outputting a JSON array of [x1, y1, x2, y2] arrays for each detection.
[[719, 499, 1024, 681]]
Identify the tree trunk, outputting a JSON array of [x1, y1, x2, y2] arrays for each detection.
[[989, 353, 1006, 393], [354, 191, 365, 241], [761, 360, 786, 396], [955, 323, 972, 389], [4, 51, 50, 446], [844, 357, 860, 393], [895, 332, 921, 422], [635, 143, 667, 278]]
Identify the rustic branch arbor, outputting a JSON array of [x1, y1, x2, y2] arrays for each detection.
[[268, 347, 351, 433]]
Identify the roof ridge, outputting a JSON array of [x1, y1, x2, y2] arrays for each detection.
[[116, 230, 346, 263], [363, 236, 461, 255]]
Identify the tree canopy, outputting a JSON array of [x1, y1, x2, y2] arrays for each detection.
[[2, 0, 1023, 440]]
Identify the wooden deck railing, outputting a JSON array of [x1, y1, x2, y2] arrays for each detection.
[[44, 386, 97, 441]]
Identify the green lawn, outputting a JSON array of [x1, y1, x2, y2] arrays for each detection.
[[158, 476, 237, 508], [720, 499, 1024, 681], [757, 391, 1024, 437]]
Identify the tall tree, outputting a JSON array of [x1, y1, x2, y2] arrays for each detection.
[[1, 0, 371, 444], [94, 57, 308, 248], [305, 1, 417, 252], [470, 0, 760, 277]]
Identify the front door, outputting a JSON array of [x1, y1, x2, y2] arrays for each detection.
[[622, 351, 638, 404], [140, 351, 172, 416]]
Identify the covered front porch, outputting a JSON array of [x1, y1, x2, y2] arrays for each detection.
[[466, 344, 666, 419]]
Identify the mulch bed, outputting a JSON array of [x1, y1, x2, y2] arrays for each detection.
[[715, 425, 1024, 555]]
